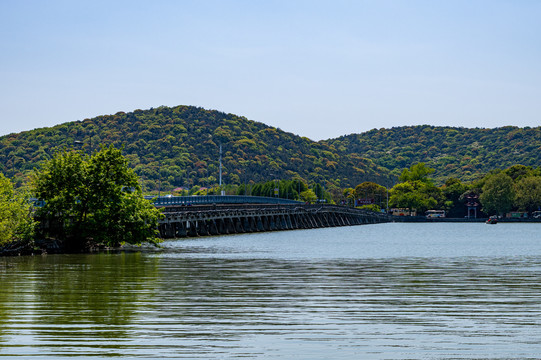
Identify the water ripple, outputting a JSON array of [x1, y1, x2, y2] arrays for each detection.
[[1, 224, 541, 359]]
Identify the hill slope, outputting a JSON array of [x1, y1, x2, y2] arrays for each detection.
[[327, 125, 541, 183], [2, 106, 541, 190], [0, 105, 387, 190]]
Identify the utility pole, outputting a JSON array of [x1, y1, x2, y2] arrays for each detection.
[[219, 143, 223, 195], [386, 187, 389, 214]]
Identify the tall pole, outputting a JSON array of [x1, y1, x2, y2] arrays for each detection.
[[219, 143, 223, 195], [386, 187, 389, 213]]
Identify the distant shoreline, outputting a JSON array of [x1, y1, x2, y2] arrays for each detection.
[[393, 216, 541, 223]]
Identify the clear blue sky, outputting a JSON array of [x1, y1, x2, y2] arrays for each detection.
[[1, 0, 540, 140]]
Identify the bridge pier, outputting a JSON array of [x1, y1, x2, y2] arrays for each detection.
[[187, 221, 198, 237], [197, 221, 209, 236]]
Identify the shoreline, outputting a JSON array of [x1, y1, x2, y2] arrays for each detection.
[[392, 216, 541, 223]]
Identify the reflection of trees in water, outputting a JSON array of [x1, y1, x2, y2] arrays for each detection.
[[0, 257, 36, 345], [1, 253, 160, 344]]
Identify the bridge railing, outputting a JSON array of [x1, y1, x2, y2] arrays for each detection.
[[150, 195, 302, 206]]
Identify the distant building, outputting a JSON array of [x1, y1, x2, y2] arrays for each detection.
[[464, 192, 479, 218]]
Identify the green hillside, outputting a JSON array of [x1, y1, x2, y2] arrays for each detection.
[[2, 106, 541, 190], [0, 105, 388, 190], [327, 125, 541, 183]]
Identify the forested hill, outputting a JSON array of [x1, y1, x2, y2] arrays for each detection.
[[1, 105, 541, 190], [326, 125, 541, 183], [0, 105, 387, 190]]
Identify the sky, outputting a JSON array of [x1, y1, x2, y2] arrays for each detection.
[[1, 0, 540, 141]]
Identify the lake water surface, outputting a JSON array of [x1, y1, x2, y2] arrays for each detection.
[[1, 223, 541, 359]]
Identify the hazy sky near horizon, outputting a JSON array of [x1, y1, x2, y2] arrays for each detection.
[[1, 0, 540, 141]]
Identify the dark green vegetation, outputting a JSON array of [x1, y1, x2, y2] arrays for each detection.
[[0, 173, 35, 255], [328, 126, 541, 183], [2, 105, 541, 255], [32, 145, 162, 252], [3, 106, 541, 191], [0, 106, 387, 191], [0, 146, 162, 255], [386, 163, 541, 217]]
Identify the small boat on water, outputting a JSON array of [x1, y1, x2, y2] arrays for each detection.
[[486, 216, 498, 224]]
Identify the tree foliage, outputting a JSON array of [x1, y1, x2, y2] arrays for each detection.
[[388, 163, 443, 213], [328, 125, 541, 184], [32, 145, 162, 251], [479, 172, 515, 216], [384, 162, 541, 217], [514, 176, 541, 213], [0, 106, 389, 192], [240, 179, 334, 203], [354, 181, 387, 209], [0, 173, 34, 249], [300, 189, 318, 203], [441, 178, 469, 217], [389, 181, 440, 214], [4, 105, 541, 218], [4, 107, 541, 190], [398, 163, 435, 184]]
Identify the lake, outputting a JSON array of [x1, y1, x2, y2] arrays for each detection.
[[1, 223, 541, 359]]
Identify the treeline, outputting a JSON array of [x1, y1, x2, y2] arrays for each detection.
[[171, 179, 332, 204], [165, 162, 541, 218], [358, 163, 541, 217], [3, 150, 541, 256]]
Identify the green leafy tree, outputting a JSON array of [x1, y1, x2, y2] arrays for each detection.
[[300, 189, 317, 203], [399, 163, 435, 184], [248, 179, 308, 201], [32, 145, 162, 251], [342, 187, 355, 207], [514, 176, 541, 213], [0, 173, 35, 250], [504, 164, 533, 181], [389, 180, 439, 214], [442, 177, 469, 217], [312, 183, 332, 202], [358, 204, 381, 212], [354, 181, 387, 208], [479, 172, 515, 216], [327, 183, 346, 205]]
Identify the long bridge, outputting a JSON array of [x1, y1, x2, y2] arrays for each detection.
[[156, 196, 390, 238]]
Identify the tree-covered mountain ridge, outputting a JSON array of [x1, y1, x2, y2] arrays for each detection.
[[325, 125, 541, 183], [1, 105, 541, 190], [0, 105, 387, 190]]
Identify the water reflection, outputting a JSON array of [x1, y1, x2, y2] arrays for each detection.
[[0, 252, 160, 358], [1, 224, 541, 359]]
